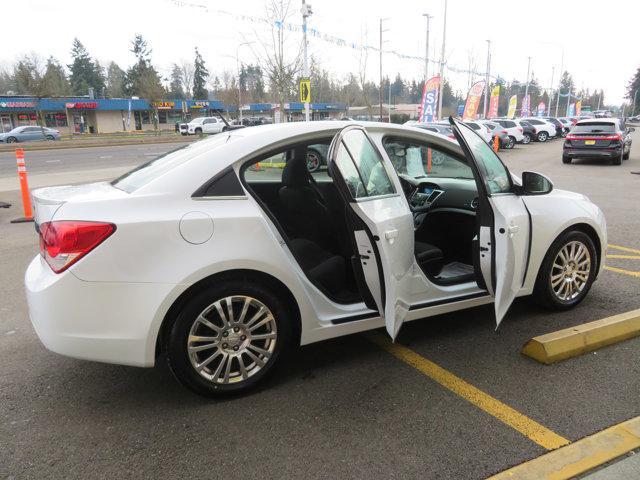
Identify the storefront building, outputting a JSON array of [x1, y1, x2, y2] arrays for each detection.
[[239, 102, 348, 122], [0, 97, 224, 134]]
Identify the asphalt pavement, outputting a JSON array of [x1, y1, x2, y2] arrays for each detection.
[[1, 133, 639, 479]]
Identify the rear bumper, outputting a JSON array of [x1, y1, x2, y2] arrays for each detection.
[[563, 147, 622, 159], [25, 255, 175, 367]]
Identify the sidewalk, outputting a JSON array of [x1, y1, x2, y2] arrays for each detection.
[[0, 133, 195, 152], [581, 452, 640, 479]]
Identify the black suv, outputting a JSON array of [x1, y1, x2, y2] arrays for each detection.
[[563, 119, 633, 165]]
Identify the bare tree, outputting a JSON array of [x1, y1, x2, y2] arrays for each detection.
[[253, 0, 302, 120], [179, 59, 194, 99]]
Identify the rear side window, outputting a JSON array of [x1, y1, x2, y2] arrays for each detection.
[[527, 119, 543, 125], [572, 123, 616, 134], [112, 135, 233, 193], [503, 121, 516, 128]]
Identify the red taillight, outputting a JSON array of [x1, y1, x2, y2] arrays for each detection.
[[448, 134, 456, 139], [501, 130, 508, 134], [39, 221, 116, 273], [517, 127, 523, 133], [532, 127, 537, 133], [566, 134, 621, 141], [566, 134, 576, 140]]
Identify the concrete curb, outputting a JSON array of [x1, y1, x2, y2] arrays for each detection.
[[488, 416, 640, 480], [522, 308, 640, 364], [0, 136, 194, 153]]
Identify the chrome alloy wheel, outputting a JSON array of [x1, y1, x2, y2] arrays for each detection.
[[187, 296, 277, 384], [550, 240, 591, 302]]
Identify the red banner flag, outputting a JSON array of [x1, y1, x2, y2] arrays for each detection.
[[462, 81, 485, 121]]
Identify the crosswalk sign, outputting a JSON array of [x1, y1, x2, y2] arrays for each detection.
[[300, 78, 311, 103]]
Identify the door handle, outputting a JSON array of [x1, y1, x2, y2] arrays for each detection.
[[385, 228, 399, 243], [507, 225, 519, 235]]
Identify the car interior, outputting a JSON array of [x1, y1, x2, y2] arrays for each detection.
[[242, 134, 481, 304]]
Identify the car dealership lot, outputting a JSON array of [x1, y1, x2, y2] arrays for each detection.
[[1, 133, 639, 479]]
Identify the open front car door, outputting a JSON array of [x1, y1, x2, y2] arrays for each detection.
[[327, 125, 415, 340], [449, 117, 530, 328]]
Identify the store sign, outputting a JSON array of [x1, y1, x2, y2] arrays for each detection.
[[0, 101, 37, 108], [66, 102, 98, 109], [153, 101, 175, 109], [192, 101, 209, 109]]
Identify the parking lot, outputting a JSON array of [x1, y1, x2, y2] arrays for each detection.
[[1, 132, 639, 479]]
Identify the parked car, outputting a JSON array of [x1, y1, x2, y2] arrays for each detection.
[[26, 119, 606, 397], [563, 118, 633, 165], [464, 121, 493, 143], [237, 116, 273, 127], [490, 118, 525, 144], [542, 117, 566, 137], [558, 118, 573, 135], [180, 117, 226, 135], [408, 122, 457, 140], [305, 143, 329, 172], [520, 118, 557, 142], [479, 120, 513, 149], [517, 120, 536, 144], [0, 126, 61, 143]]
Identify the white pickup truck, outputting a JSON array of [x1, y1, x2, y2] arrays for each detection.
[[179, 116, 226, 135]]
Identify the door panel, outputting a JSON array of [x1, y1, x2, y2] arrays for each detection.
[[328, 125, 415, 339]]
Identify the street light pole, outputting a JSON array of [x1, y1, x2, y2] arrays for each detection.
[[548, 66, 554, 117], [236, 41, 254, 125], [301, 0, 312, 122], [555, 51, 564, 117], [422, 14, 432, 82], [482, 39, 491, 119], [524, 56, 531, 115], [436, 0, 447, 120]]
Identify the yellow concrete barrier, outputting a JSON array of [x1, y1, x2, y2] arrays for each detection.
[[488, 416, 640, 480], [522, 309, 640, 365]]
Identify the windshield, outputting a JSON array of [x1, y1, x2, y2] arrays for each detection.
[[572, 123, 616, 134], [112, 134, 233, 192], [190, 118, 205, 124]]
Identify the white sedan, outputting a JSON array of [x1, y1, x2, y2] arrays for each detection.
[[180, 116, 226, 135], [25, 119, 606, 397]]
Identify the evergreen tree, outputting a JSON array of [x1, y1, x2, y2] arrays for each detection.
[[105, 61, 126, 98], [68, 38, 104, 96], [168, 64, 185, 99], [558, 71, 575, 115], [40, 57, 71, 96], [124, 34, 164, 100], [626, 66, 640, 113], [192, 47, 209, 99]]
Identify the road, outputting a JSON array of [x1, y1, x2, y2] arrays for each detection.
[[1, 134, 639, 479]]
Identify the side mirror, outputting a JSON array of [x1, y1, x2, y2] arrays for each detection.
[[521, 171, 553, 195]]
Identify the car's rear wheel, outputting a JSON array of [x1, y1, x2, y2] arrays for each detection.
[[532, 231, 597, 310], [6, 136, 17, 143], [505, 137, 515, 149], [166, 279, 294, 397], [623, 149, 630, 160], [195, 128, 202, 135], [522, 133, 531, 144], [537, 131, 548, 142], [45, 135, 55, 141], [306, 150, 322, 172], [562, 155, 571, 164], [612, 152, 622, 165]]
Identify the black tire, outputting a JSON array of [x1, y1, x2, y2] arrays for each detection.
[[165, 278, 295, 397], [195, 128, 203, 135], [45, 135, 55, 141], [505, 137, 515, 149], [6, 136, 17, 143], [623, 149, 630, 160], [522, 133, 531, 144], [537, 131, 548, 142], [612, 152, 622, 165], [306, 149, 322, 172], [181, 132, 188, 136], [562, 155, 572, 164], [532, 230, 597, 311]]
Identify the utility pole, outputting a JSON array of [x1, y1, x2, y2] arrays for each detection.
[[422, 14, 433, 81], [555, 51, 564, 117], [379, 18, 389, 122], [301, 0, 312, 122], [524, 56, 531, 103], [236, 41, 254, 125], [482, 39, 491, 119], [436, 0, 448, 120], [548, 66, 554, 117]]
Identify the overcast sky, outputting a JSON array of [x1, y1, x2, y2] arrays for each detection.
[[2, 0, 638, 104]]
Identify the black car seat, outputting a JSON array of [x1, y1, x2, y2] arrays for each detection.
[[414, 241, 444, 277]]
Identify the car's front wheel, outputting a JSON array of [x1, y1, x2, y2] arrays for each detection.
[[45, 135, 55, 141], [522, 133, 531, 144], [166, 279, 294, 397], [533, 230, 597, 310], [537, 131, 548, 142], [6, 136, 17, 143]]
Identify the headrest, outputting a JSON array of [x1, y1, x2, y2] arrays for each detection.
[[281, 146, 311, 187]]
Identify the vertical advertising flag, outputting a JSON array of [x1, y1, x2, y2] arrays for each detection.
[[521, 94, 531, 117], [507, 95, 518, 119], [567, 102, 576, 116], [488, 85, 500, 119], [418, 76, 440, 122], [536, 102, 546, 117], [575, 100, 582, 116], [462, 81, 485, 121]]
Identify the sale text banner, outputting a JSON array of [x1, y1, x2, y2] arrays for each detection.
[[418, 76, 440, 122], [462, 81, 485, 121], [507, 95, 518, 118], [488, 85, 500, 119]]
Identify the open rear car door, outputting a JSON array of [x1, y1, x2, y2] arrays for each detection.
[[449, 117, 530, 328], [327, 125, 415, 340]]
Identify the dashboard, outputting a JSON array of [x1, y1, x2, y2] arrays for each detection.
[[401, 175, 479, 213]]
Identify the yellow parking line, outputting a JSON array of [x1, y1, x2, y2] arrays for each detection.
[[604, 265, 640, 278], [606, 254, 640, 260], [366, 331, 569, 450], [608, 243, 640, 255]]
